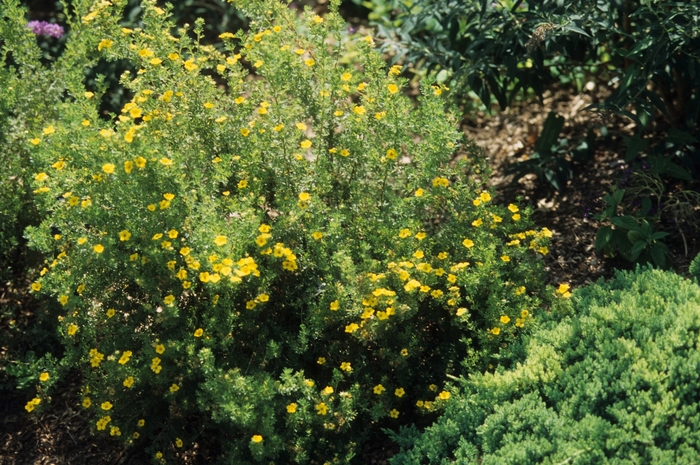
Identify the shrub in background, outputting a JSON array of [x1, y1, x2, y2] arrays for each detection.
[[6, 0, 554, 461], [390, 266, 700, 464], [0, 0, 70, 392]]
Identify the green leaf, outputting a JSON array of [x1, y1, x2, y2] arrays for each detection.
[[650, 245, 670, 268], [535, 112, 565, 153], [611, 215, 640, 231], [595, 226, 614, 252], [662, 161, 693, 181], [629, 240, 647, 258], [611, 189, 625, 207], [667, 128, 698, 145], [624, 133, 648, 162]]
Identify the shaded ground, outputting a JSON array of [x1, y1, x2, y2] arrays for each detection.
[[465, 85, 699, 288]]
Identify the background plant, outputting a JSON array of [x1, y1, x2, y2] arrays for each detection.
[[3, 0, 557, 462], [370, 0, 700, 269], [390, 266, 700, 464]]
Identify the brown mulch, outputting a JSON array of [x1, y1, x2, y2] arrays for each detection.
[[465, 85, 699, 287]]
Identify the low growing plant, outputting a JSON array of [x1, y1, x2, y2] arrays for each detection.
[[390, 266, 700, 464], [7, 0, 555, 462]]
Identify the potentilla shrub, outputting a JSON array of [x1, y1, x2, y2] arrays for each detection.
[[15, 0, 552, 462], [390, 266, 700, 465]]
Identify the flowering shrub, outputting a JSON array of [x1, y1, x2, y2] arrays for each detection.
[[390, 266, 700, 464], [9, 0, 554, 461]]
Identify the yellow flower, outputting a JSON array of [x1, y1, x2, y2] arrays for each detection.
[[480, 192, 492, 202], [472, 218, 483, 227], [387, 83, 399, 94], [373, 384, 385, 395], [508, 204, 519, 213], [432, 177, 449, 187], [415, 232, 427, 240], [184, 59, 198, 71], [39, 372, 49, 382], [106, 308, 115, 318], [101, 401, 113, 411], [169, 384, 179, 393], [31, 282, 41, 292], [34, 172, 48, 182], [491, 327, 501, 335], [240, 128, 250, 137], [119, 230, 131, 241], [315, 402, 328, 415], [312, 231, 323, 240], [317, 357, 326, 365], [194, 328, 203, 337], [102, 163, 115, 174], [97, 39, 113, 51], [500, 315, 511, 324], [124, 160, 133, 173], [214, 235, 227, 246], [93, 244, 104, 254], [30, 138, 41, 145], [123, 376, 134, 388], [286, 403, 297, 413], [85, 91, 94, 98], [329, 300, 339, 311], [340, 362, 352, 372], [395, 387, 405, 397], [305, 58, 315, 66], [513, 213, 521, 221], [82, 397, 91, 408], [501, 255, 510, 262], [401, 348, 408, 356], [298, 192, 311, 202], [415, 188, 424, 197], [322, 386, 334, 395], [175, 438, 183, 448], [300, 139, 312, 149], [389, 409, 399, 418], [557, 283, 572, 298], [341, 72, 352, 81], [438, 390, 451, 400], [67, 324, 78, 335]]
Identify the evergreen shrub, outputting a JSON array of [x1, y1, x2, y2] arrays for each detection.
[[390, 266, 700, 465], [5, 0, 555, 462]]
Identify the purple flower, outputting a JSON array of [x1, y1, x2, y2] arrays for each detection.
[[27, 20, 64, 39]]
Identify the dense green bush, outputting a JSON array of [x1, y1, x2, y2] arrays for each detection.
[[3, 0, 558, 462], [390, 266, 700, 464]]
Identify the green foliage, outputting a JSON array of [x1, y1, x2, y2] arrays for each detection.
[[690, 253, 700, 281], [390, 266, 700, 464], [374, 0, 700, 194], [3, 0, 555, 462], [594, 189, 672, 269], [384, 0, 700, 127]]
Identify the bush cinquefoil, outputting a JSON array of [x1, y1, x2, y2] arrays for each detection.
[[10, 0, 554, 461]]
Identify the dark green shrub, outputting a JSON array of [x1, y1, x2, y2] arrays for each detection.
[[390, 266, 700, 464], [690, 253, 700, 281]]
